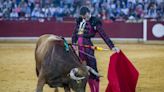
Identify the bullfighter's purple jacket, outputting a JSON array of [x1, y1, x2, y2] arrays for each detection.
[[72, 16, 115, 80]]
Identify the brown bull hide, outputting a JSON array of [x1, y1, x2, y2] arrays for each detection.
[[35, 34, 89, 92]]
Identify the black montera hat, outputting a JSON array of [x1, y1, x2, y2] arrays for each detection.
[[80, 6, 90, 16]]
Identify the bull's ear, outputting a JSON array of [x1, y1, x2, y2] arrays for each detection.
[[78, 67, 89, 76], [77, 68, 85, 75]]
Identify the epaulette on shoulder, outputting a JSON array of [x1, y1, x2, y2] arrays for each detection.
[[90, 16, 102, 26]]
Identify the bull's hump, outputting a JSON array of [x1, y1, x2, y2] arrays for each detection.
[[47, 35, 62, 41]]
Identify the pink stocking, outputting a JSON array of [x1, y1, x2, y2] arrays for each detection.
[[94, 80, 100, 92], [88, 79, 95, 92]]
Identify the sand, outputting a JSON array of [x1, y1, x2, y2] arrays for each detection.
[[0, 43, 164, 92]]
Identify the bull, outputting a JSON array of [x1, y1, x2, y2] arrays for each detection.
[[35, 34, 100, 92]]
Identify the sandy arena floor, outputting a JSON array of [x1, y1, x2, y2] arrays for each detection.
[[0, 42, 164, 92]]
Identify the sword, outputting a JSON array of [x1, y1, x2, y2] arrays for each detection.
[[70, 43, 110, 51]]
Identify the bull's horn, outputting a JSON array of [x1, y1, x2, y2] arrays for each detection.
[[86, 66, 101, 77], [69, 68, 85, 80]]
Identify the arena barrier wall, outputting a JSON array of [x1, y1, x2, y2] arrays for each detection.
[[0, 20, 163, 42]]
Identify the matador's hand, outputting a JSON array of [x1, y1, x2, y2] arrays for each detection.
[[112, 47, 120, 53]]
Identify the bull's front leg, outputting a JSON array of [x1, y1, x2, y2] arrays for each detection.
[[64, 86, 71, 92], [54, 87, 59, 92], [36, 69, 46, 92]]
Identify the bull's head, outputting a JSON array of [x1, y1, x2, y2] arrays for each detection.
[[69, 66, 101, 92]]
